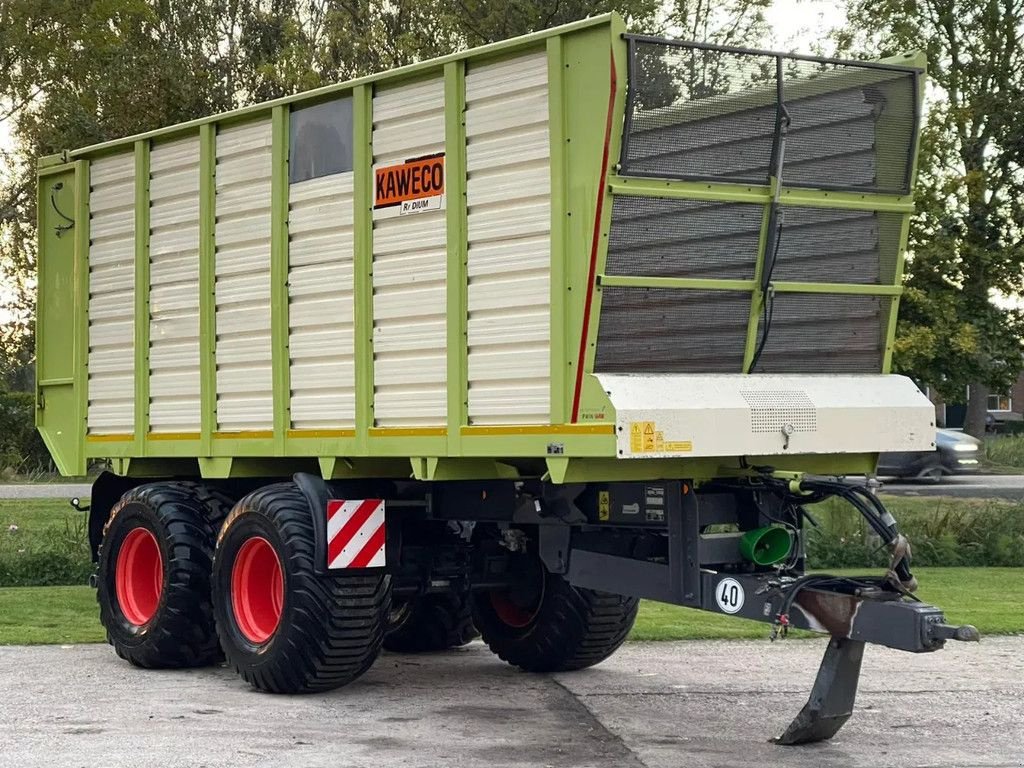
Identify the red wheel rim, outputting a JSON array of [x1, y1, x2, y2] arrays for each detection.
[[490, 592, 539, 628], [115, 527, 164, 626], [231, 536, 284, 644], [490, 564, 545, 629]]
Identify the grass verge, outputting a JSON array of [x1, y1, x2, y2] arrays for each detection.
[[630, 567, 1024, 640], [0, 499, 92, 586], [0, 567, 1019, 646], [0, 586, 104, 644]]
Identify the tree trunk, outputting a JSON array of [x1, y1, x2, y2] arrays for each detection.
[[964, 382, 989, 438]]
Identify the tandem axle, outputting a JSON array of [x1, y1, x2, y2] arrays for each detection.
[[88, 470, 977, 746]]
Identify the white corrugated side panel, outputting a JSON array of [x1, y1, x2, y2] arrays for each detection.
[[289, 172, 356, 429], [372, 78, 447, 426], [215, 120, 273, 431], [88, 152, 136, 434], [465, 52, 551, 424], [149, 135, 201, 433]]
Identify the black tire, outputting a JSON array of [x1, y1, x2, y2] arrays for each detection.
[[384, 590, 477, 653], [96, 482, 234, 669], [213, 483, 390, 693], [916, 463, 945, 483], [472, 561, 638, 673]]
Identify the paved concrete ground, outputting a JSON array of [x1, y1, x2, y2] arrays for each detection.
[[0, 637, 1020, 768]]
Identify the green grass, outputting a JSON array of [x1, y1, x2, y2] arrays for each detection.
[[0, 498, 84, 533], [631, 567, 1024, 640], [0, 499, 93, 587], [0, 586, 104, 644], [0, 567, 1020, 646], [1, 499, 1021, 645]]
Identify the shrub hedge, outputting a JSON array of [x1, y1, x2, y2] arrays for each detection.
[[806, 497, 1024, 568], [0, 391, 53, 475], [0, 516, 93, 587], [2, 496, 1021, 587]]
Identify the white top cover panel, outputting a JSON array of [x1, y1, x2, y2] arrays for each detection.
[[597, 374, 935, 458], [214, 119, 274, 432], [465, 51, 552, 425], [87, 152, 136, 434], [149, 135, 202, 433], [289, 172, 356, 429], [371, 77, 448, 426]]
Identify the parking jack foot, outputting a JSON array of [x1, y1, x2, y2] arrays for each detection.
[[775, 637, 865, 745]]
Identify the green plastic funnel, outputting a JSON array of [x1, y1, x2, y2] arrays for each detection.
[[739, 526, 792, 566]]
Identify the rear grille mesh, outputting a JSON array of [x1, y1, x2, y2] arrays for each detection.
[[592, 37, 913, 379], [620, 37, 918, 194], [594, 288, 750, 374], [771, 207, 902, 285], [751, 293, 888, 373], [606, 197, 765, 281]]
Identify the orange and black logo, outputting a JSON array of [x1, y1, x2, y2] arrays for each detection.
[[374, 153, 445, 209]]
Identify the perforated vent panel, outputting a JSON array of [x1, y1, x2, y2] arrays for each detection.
[[606, 197, 765, 280], [771, 207, 901, 285], [741, 390, 817, 433], [621, 37, 918, 194], [752, 293, 887, 373], [594, 288, 750, 373]]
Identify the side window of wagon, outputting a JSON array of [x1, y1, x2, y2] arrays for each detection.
[[289, 96, 354, 183]]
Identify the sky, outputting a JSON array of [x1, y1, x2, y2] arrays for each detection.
[[765, 0, 847, 48]]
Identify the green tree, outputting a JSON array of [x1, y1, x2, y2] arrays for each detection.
[[0, 0, 771, 394], [838, 0, 1024, 436]]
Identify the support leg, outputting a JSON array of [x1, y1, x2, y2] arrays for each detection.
[[775, 637, 865, 745]]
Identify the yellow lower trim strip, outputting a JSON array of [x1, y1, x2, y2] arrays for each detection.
[[212, 430, 274, 440], [369, 427, 448, 437], [86, 433, 134, 443], [286, 429, 356, 439], [461, 424, 614, 436], [147, 432, 201, 441]]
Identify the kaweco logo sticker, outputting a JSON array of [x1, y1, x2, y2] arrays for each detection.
[[374, 153, 445, 215]]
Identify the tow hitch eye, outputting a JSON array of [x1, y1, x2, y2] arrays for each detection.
[[929, 622, 981, 643]]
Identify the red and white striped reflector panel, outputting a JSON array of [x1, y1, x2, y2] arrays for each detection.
[[326, 499, 386, 569]]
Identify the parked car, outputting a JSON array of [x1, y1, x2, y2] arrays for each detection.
[[877, 429, 982, 481]]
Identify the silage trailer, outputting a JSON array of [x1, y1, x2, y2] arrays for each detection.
[[35, 13, 978, 744]]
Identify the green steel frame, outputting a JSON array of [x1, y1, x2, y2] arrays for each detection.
[[34, 14, 926, 484]]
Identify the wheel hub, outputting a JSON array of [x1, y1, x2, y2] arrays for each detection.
[[115, 527, 164, 626], [231, 536, 284, 644], [489, 562, 545, 629]]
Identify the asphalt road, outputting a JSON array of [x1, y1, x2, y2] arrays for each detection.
[[0, 483, 91, 500], [879, 474, 1024, 501], [0, 638, 1020, 768]]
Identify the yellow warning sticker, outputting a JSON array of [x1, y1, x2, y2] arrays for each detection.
[[628, 422, 692, 453], [598, 491, 610, 521], [664, 441, 693, 452], [629, 422, 647, 453]]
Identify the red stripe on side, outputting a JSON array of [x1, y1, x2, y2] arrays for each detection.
[[327, 499, 379, 565], [348, 524, 386, 568], [571, 51, 618, 421], [327, 499, 344, 523]]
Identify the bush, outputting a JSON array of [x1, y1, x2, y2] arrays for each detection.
[[1, 495, 1021, 587], [806, 497, 1024, 569], [985, 435, 1024, 469], [0, 516, 93, 587], [0, 390, 54, 475]]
